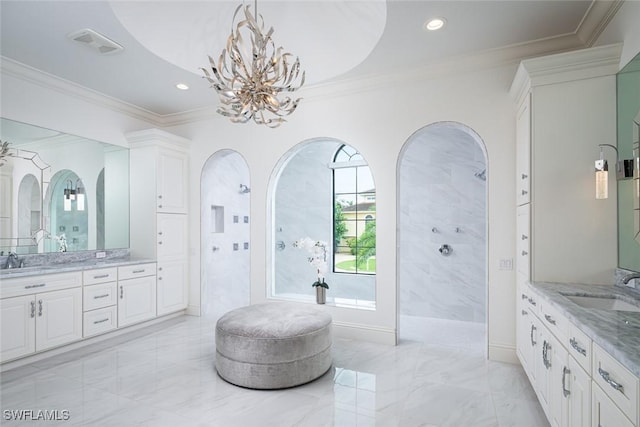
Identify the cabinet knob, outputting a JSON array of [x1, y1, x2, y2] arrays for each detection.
[[521, 250, 528, 256], [158, 204, 163, 209], [158, 267, 163, 271], [521, 174, 528, 180], [521, 234, 528, 240], [158, 231, 163, 236], [521, 190, 528, 196], [158, 195, 163, 199], [158, 241, 163, 245], [158, 277, 163, 280]]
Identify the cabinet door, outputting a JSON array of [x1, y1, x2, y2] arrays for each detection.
[[516, 204, 531, 279], [157, 260, 188, 316], [157, 149, 188, 214], [35, 288, 83, 352], [516, 93, 531, 205], [568, 356, 591, 427], [516, 286, 534, 378], [118, 276, 157, 328], [548, 334, 569, 427], [157, 214, 188, 260], [592, 382, 634, 427], [1, 295, 35, 362]]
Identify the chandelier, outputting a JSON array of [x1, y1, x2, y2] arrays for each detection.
[[201, 1, 305, 128]]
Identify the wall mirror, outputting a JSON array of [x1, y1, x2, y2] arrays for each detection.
[[0, 118, 129, 255], [617, 51, 640, 272]]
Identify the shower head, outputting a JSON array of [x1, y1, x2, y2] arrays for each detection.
[[239, 184, 251, 194]]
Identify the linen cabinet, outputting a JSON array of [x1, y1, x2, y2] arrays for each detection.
[[127, 129, 190, 316], [510, 44, 620, 286]]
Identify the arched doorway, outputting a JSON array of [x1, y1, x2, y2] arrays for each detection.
[[397, 122, 488, 355], [200, 150, 251, 319]]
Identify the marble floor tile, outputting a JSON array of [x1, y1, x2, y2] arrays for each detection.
[[0, 315, 548, 427]]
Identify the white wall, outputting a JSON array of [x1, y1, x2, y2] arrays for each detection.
[[168, 63, 518, 354]]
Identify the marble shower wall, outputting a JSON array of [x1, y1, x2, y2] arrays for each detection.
[[200, 150, 250, 319], [399, 123, 487, 323], [274, 140, 375, 302]]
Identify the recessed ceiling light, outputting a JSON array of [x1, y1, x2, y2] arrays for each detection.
[[424, 18, 446, 32], [175, 83, 189, 90]]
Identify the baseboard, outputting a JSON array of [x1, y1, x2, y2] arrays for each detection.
[[186, 304, 200, 316], [488, 343, 518, 363], [0, 312, 185, 372], [332, 321, 396, 345]]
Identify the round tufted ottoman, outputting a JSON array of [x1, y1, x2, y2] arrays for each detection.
[[215, 302, 332, 389]]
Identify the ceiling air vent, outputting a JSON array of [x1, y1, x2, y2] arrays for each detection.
[[67, 28, 123, 55]]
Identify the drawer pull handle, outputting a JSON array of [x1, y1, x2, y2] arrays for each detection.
[[30, 301, 36, 318], [528, 297, 536, 306], [521, 250, 528, 256], [530, 325, 536, 346], [544, 314, 556, 325], [521, 174, 528, 180], [521, 294, 528, 300], [132, 269, 145, 274], [522, 190, 528, 196], [521, 309, 528, 316], [93, 294, 110, 299], [93, 318, 109, 325], [93, 274, 109, 279], [38, 299, 43, 317], [569, 338, 586, 356], [562, 366, 571, 397], [25, 283, 45, 289], [120, 286, 124, 299], [521, 234, 528, 240], [542, 340, 551, 370], [598, 367, 624, 393]]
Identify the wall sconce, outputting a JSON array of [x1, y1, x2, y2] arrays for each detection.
[[63, 179, 85, 211], [596, 144, 634, 199]]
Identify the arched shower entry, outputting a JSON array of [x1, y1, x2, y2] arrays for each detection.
[[397, 122, 488, 355], [200, 150, 251, 319]]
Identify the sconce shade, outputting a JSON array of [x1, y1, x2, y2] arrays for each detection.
[[595, 159, 608, 200], [76, 187, 85, 211]]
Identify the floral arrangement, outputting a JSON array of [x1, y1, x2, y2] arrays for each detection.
[[293, 237, 329, 289]]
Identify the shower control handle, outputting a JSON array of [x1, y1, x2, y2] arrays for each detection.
[[438, 244, 452, 256]]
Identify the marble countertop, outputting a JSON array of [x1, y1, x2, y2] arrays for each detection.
[[530, 281, 640, 377], [0, 257, 155, 279]]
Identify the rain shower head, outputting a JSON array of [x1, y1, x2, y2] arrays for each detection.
[[239, 184, 251, 194]]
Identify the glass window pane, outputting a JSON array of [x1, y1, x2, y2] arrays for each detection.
[[356, 166, 374, 193], [334, 168, 356, 193]]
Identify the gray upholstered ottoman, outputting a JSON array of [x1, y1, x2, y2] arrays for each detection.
[[215, 302, 332, 389]]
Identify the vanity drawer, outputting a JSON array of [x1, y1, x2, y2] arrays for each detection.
[[83, 306, 117, 337], [1, 272, 82, 299], [83, 268, 118, 286], [567, 323, 592, 373], [118, 263, 156, 281], [538, 300, 569, 344], [83, 282, 117, 311], [592, 342, 639, 424]]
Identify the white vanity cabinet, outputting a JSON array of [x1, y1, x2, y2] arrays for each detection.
[[128, 129, 190, 317], [117, 263, 157, 328], [83, 267, 118, 337], [1, 272, 83, 362]]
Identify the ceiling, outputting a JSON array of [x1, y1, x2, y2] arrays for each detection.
[[0, 1, 618, 118]]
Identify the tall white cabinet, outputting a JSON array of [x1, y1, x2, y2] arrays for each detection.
[[127, 129, 190, 316], [510, 44, 620, 287]]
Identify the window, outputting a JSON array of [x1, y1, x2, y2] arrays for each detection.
[[332, 145, 376, 274]]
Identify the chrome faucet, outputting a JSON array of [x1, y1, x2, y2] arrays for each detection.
[[622, 272, 640, 284], [3, 252, 20, 269]]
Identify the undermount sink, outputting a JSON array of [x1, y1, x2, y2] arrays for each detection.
[[563, 295, 640, 313]]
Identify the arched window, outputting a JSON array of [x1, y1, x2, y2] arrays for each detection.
[[332, 145, 376, 274]]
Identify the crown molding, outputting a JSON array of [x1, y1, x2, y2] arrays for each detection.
[[576, 0, 625, 47], [0, 56, 165, 127], [125, 128, 190, 150]]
